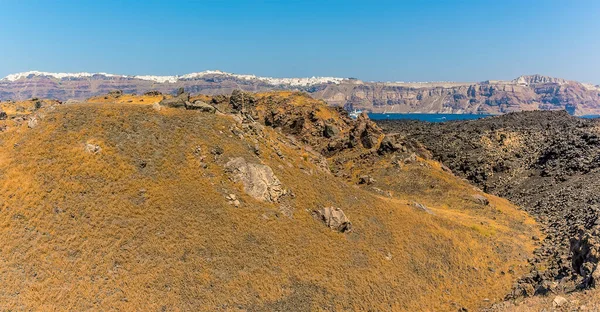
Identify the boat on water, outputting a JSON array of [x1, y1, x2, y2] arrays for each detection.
[[349, 109, 363, 119]]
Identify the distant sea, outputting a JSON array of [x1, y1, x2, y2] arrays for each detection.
[[368, 113, 494, 122]]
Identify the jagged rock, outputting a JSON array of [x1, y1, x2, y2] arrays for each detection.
[[230, 89, 255, 113], [377, 135, 403, 154], [323, 124, 339, 138], [0, 110, 7, 120], [349, 112, 382, 149], [313, 207, 352, 233], [185, 101, 216, 113], [159, 92, 190, 108], [225, 157, 284, 202], [570, 227, 600, 287], [471, 194, 489, 206], [27, 117, 38, 128]]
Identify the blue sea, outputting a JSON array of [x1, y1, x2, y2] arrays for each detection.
[[368, 113, 494, 122]]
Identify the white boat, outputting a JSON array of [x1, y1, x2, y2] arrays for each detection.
[[349, 109, 362, 119]]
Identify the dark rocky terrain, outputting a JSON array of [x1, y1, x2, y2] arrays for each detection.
[[2, 72, 600, 115], [377, 111, 600, 297]]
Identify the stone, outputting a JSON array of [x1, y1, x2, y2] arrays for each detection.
[[553, 296, 568, 307], [313, 207, 352, 233], [84, 143, 101, 154], [471, 194, 489, 206], [185, 101, 216, 113], [27, 117, 38, 128], [0, 110, 7, 120], [225, 157, 284, 202], [358, 175, 376, 185], [323, 124, 340, 138], [159, 92, 190, 108], [413, 202, 434, 215]]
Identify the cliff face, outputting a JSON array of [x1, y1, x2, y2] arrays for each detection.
[[315, 77, 600, 116], [1, 72, 599, 115]]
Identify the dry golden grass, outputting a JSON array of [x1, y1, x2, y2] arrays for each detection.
[[86, 94, 163, 105], [0, 101, 539, 311]]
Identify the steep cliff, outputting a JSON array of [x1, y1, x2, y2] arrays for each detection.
[[1, 71, 599, 115]]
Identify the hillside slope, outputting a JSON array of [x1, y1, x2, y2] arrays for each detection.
[[378, 111, 600, 299], [0, 92, 538, 311]]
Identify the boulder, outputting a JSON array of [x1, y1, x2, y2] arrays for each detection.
[[0, 110, 7, 120], [377, 135, 402, 154], [84, 143, 101, 154], [413, 202, 434, 215], [159, 92, 190, 108], [472, 194, 489, 206], [225, 157, 284, 202], [185, 101, 216, 113], [313, 207, 352, 233], [323, 124, 340, 138], [553, 296, 568, 308], [27, 117, 38, 128], [358, 175, 376, 185]]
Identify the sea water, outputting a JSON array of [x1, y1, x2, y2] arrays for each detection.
[[368, 113, 494, 122]]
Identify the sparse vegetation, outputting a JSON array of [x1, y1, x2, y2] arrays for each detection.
[[0, 93, 539, 311]]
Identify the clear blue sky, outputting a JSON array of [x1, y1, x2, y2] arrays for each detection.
[[1, 0, 599, 83]]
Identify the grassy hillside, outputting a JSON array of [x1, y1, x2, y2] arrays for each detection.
[[0, 94, 538, 311]]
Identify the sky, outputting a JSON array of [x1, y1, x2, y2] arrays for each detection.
[[0, 0, 599, 83]]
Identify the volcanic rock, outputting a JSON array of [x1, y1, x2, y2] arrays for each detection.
[[225, 157, 284, 202], [313, 207, 352, 233]]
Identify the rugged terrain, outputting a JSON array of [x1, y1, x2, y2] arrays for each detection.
[[2, 71, 600, 115], [378, 112, 600, 308], [0, 91, 539, 310]]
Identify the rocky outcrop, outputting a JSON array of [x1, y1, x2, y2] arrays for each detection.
[[225, 157, 284, 202], [159, 91, 189, 108], [185, 100, 216, 113], [313, 207, 352, 233], [349, 112, 383, 149]]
